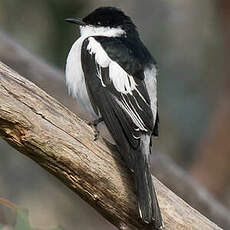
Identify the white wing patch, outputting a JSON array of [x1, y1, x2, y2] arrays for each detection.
[[87, 37, 110, 67], [87, 37, 137, 95], [109, 61, 137, 94], [120, 95, 148, 132], [65, 26, 125, 120], [86, 37, 154, 133], [112, 94, 148, 133]]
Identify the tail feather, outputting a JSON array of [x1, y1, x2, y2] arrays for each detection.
[[134, 135, 163, 229]]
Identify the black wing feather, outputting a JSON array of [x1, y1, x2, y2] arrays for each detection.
[[81, 37, 155, 167], [94, 36, 154, 78]]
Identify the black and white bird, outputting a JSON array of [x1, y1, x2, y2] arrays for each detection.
[[65, 7, 163, 229]]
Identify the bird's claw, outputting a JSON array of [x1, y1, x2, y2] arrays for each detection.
[[87, 117, 103, 141], [93, 129, 100, 141]]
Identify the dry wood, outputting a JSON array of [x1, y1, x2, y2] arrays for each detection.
[[0, 61, 222, 229], [0, 30, 78, 114], [151, 152, 230, 230], [0, 31, 229, 229]]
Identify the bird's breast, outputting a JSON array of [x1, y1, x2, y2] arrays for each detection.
[[66, 36, 98, 121], [65, 36, 115, 144]]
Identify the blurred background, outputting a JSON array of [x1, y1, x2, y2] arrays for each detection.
[[0, 0, 230, 229]]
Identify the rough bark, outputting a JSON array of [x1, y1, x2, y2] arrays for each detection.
[[151, 153, 230, 230], [0, 61, 222, 230], [1, 31, 229, 229], [0, 30, 79, 115]]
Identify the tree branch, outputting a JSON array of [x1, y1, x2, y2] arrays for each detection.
[[0, 31, 229, 229], [151, 152, 230, 229], [0, 30, 79, 114], [0, 61, 222, 229]]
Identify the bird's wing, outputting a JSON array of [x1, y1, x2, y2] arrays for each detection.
[[81, 36, 157, 163]]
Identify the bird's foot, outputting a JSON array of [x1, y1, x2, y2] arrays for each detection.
[[88, 117, 103, 126], [87, 117, 103, 141]]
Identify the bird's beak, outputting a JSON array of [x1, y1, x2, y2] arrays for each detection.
[[64, 17, 86, 26]]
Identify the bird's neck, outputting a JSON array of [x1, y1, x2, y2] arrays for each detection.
[[80, 25, 126, 38]]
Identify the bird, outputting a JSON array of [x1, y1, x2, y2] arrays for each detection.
[[65, 7, 163, 229]]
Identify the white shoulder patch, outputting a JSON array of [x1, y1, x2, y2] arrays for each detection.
[[86, 37, 137, 94], [86, 37, 152, 133], [87, 37, 110, 67]]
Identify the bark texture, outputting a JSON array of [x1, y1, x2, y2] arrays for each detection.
[[0, 61, 222, 230]]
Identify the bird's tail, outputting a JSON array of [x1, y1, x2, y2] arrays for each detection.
[[134, 135, 163, 229]]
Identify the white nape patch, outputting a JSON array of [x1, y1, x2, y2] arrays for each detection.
[[80, 25, 126, 38], [144, 66, 158, 123], [87, 37, 136, 94]]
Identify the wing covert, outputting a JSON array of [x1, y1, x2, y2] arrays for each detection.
[[81, 37, 155, 149]]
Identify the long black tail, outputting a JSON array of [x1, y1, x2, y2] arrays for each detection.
[[134, 135, 163, 229]]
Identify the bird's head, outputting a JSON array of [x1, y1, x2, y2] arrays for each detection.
[[65, 7, 138, 38]]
